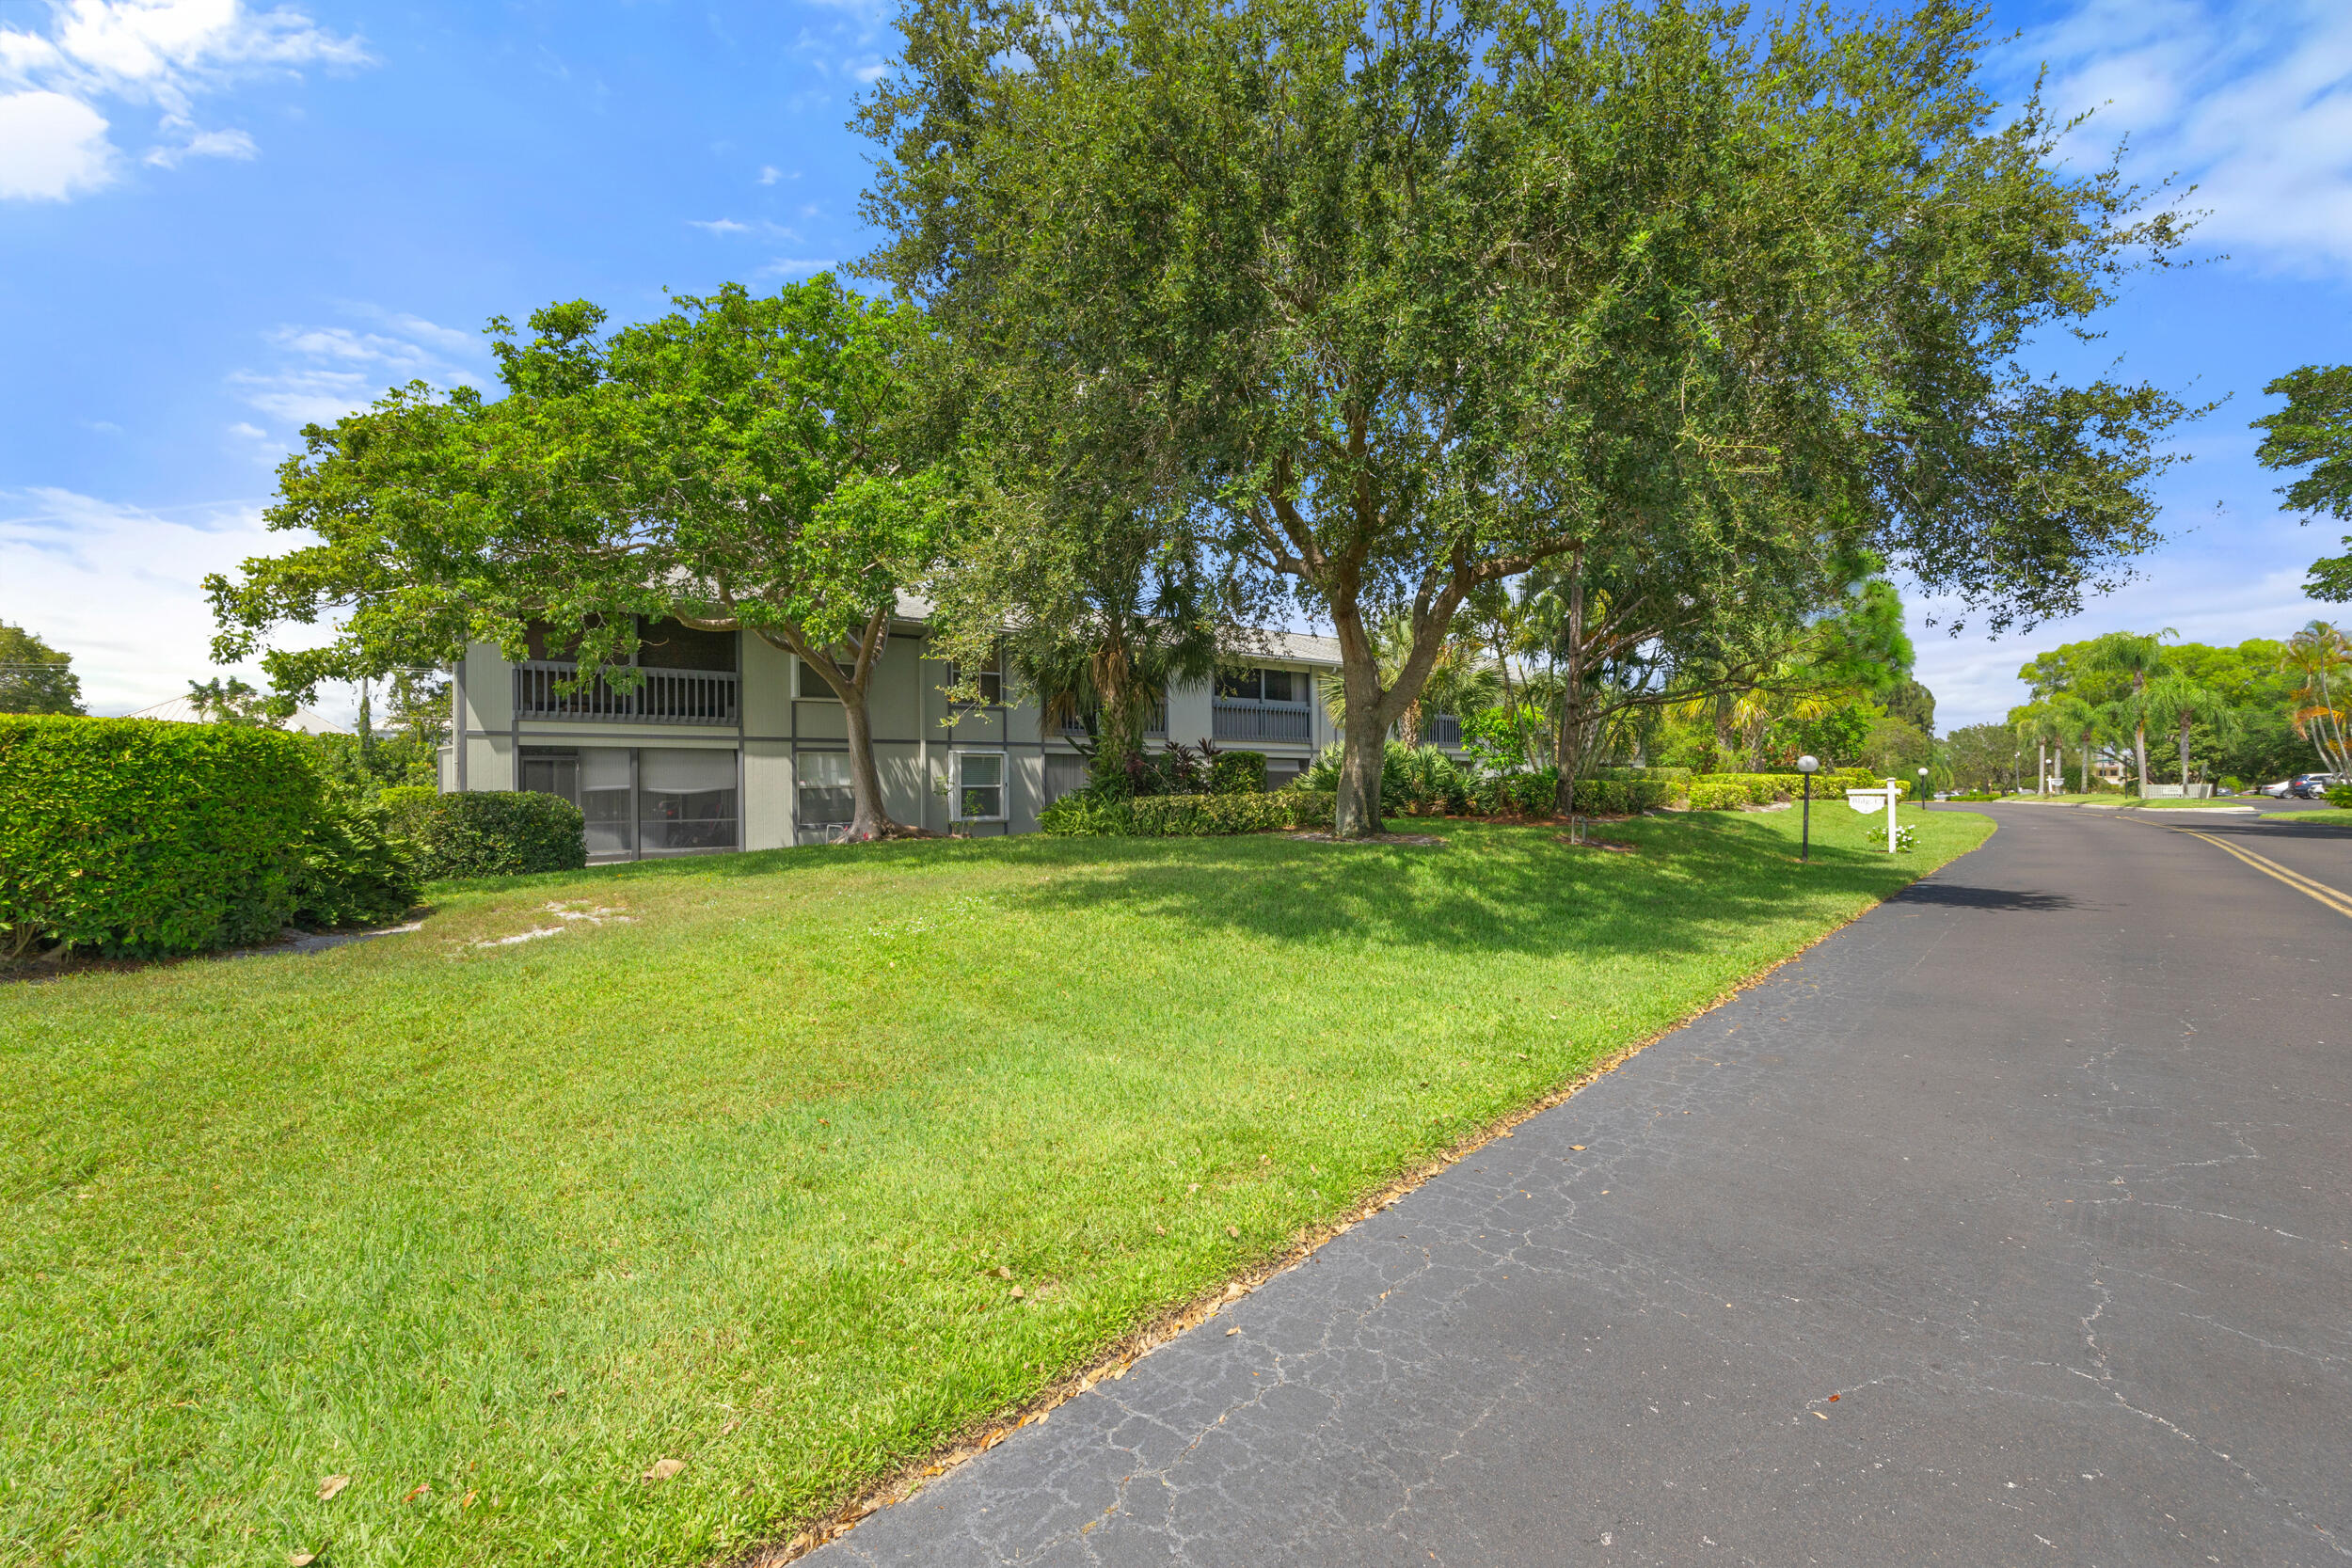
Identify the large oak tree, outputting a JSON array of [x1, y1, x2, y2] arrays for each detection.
[[862, 0, 2193, 833]]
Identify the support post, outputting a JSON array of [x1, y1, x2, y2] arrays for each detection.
[[1885, 777, 1899, 853], [1801, 773, 1811, 862]]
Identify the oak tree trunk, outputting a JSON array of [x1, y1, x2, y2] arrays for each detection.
[[841, 690, 900, 840]]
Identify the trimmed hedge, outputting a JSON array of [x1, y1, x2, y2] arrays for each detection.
[[1041, 789, 1336, 837], [1209, 750, 1268, 795], [1565, 777, 1677, 815], [0, 716, 418, 959], [384, 788, 588, 879], [1684, 769, 1902, 811]]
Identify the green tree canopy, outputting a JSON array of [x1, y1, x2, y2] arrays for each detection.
[[860, 0, 2194, 833], [2253, 361, 2352, 600], [209, 277, 952, 841], [0, 622, 85, 715]]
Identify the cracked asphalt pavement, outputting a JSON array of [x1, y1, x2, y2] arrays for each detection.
[[809, 804, 2351, 1566]]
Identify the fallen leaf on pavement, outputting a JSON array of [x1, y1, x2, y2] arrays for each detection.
[[1225, 1327, 1240, 1337]]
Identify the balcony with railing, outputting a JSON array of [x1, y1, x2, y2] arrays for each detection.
[[1423, 713, 1462, 748], [513, 660, 739, 726], [1212, 699, 1312, 743]]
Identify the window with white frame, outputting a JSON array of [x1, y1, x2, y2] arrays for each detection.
[[796, 656, 856, 699], [797, 752, 855, 826], [952, 751, 1006, 821]]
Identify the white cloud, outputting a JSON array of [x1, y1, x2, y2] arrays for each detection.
[[142, 119, 253, 165], [228, 312, 483, 434], [227, 420, 267, 438], [0, 88, 114, 198], [756, 164, 786, 184], [0, 485, 337, 716], [762, 257, 837, 277], [2012, 0, 2352, 271], [691, 216, 751, 235], [850, 59, 886, 85], [0, 0, 371, 198]]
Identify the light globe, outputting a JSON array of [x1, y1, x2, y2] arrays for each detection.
[[1796, 754, 1820, 774]]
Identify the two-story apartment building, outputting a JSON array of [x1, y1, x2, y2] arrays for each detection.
[[439, 609, 1461, 858]]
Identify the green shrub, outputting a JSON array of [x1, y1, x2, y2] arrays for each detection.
[[1595, 765, 1692, 784], [1040, 788, 1335, 836], [1302, 741, 1472, 814], [1209, 750, 1268, 795], [1464, 768, 1559, 816], [291, 797, 422, 929], [0, 716, 398, 959], [1564, 776, 1677, 815], [1686, 774, 1786, 811], [385, 790, 588, 879], [2328, 784, 2352, 810]]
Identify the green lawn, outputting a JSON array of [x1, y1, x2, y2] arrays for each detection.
[[2, 807, 1992, 1566]]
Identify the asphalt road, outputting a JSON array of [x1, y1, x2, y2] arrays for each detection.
[[808, 804, 2351, 1567]]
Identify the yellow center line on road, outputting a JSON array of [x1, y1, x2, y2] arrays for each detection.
[[2167, 825, 2352, 920]]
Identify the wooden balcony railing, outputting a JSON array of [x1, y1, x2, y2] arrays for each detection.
[[513, 660, 739, 725], [1212, 699, 1311, 742]]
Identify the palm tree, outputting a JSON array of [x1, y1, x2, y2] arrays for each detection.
[[2053, 693, 2104, 794], [2089, 630, 2172, 795], [2282, 622, 2352, 774], [2141, 677, 2238, 790], [2012, 704, 2066, 796]]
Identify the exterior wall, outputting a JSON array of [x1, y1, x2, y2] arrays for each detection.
[[448, 629, 1464, 847]]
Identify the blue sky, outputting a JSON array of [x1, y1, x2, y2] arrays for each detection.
[[2, 0, 2347, 728]]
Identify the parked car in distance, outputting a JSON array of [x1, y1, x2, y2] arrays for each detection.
[[2259, 778, 2296, 798], [2288, 773, 2339, 799]]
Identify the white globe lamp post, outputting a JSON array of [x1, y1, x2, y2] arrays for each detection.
[[1797, 754, 1820, 862]]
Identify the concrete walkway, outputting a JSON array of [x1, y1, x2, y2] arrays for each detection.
[[810, 805, 2351, 1567]]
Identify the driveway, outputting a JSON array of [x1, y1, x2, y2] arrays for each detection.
[[808, 804, 2351, 1567]]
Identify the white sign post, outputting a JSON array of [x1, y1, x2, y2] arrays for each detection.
[[1846, 778, 1901, 851]]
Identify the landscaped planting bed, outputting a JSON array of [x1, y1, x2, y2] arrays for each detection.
[[0, 807, 1992, 1565]]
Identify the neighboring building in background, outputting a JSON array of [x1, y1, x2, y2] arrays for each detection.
[[125, 693, 344, 735], [440, 611, 1454, 859]]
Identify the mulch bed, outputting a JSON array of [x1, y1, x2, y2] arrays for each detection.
[[1288, 831, 1450, 847]]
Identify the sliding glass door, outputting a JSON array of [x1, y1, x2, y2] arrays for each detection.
[[517, 745, 737, 860]]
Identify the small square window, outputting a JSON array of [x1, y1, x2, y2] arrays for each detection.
[[798, 657, 855, 699], [946, 657, 1003, 705], [953, 752, 1006, 821], [1216, 669, 1263, 701], [1262, 668, 1296, 704]]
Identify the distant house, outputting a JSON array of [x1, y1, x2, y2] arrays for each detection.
[[125, 694, 343, 735], [440, 609, 1464, 860]]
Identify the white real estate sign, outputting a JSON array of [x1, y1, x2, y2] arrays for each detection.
[[1846, 778, 1902, 852]]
